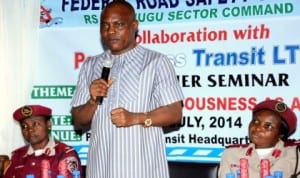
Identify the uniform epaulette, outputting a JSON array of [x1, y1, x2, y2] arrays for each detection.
[[284, 139, 300, 147], [54, 141, 75, 154], [225, 143, 249, 149], [12, 145, 28, 153], [10, 145, 29, 159]]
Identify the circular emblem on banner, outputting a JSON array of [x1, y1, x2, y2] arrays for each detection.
[[275, 102, 287, 113], [21, 106, 33, 117]]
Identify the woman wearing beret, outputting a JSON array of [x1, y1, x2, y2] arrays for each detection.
[[218, 99, 300, 178], [3, 105, 83, 178]]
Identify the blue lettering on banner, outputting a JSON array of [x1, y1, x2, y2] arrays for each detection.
[[273, 45, 299, 65], [60, 0, 251, 12], [193, 47, 266, 67], [136, 0, 179, 9], [185, 0, 249, 7], [61, 0, 110, 11]]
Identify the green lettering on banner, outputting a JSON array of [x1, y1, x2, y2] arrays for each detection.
[[51, 130, 82, 141], [51, 115, 73, 126], [31, 85, 76, 98], [136, 12, 164, 23], [222, 2, 293, 18], [83, 14, 99, 24]]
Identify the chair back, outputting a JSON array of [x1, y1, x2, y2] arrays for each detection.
[[0, 155, 9, 178]]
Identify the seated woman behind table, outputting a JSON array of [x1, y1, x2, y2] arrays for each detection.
[[3, 105, 83, 178], [218, 99, 300, 178]]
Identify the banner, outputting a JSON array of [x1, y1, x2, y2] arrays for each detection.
[[33, 0, 300, 165]]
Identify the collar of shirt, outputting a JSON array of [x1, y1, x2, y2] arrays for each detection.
[[256, 147, 274, 159], [245, 140, 283, 159], [107, 45, 144, 66], [25, 138, 56, 157]]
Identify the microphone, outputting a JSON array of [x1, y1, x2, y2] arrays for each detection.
[[96, 57, 113, 105]]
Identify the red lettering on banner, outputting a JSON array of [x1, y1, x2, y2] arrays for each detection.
[[264, 97, 284, 102], [233, 24, 270, 40], [265, 96, 300, 111], [136, 29, 227, 44], [291, 97, 300, 111], [184, 97, 257, 111], [74, 52, 93, 69], [188, 96, 300, 112], [74, 52, 86, 69]]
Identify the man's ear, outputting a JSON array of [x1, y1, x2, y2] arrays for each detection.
[[133, 19, 139, 33]]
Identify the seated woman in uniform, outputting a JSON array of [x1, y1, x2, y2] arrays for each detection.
[[218, 99, 300, 178], [3, 105, 83, 178]]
